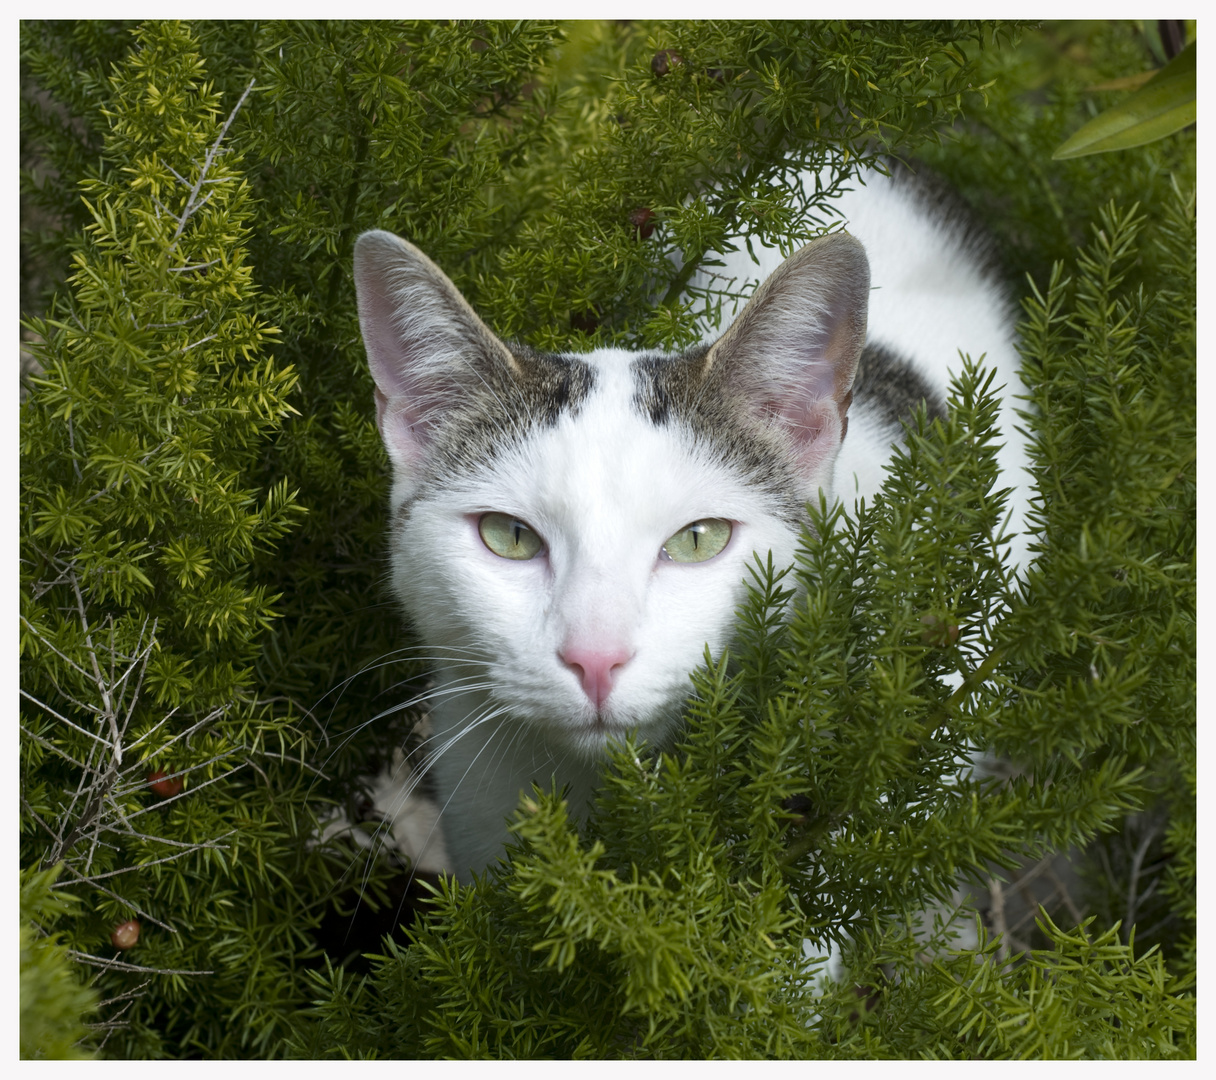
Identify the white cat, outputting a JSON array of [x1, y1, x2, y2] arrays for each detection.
[[352, 164, 1028, 883]]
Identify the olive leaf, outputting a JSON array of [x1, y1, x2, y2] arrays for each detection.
[[1053, 40, 1195, 159]]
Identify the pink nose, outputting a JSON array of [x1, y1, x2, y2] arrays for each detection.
[[560, 647, 633, 710]]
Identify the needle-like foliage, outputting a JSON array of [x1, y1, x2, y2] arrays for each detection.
[[20, 19, 1193, 1059]]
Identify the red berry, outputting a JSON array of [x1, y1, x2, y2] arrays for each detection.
[[111, 919, 140, 950], [147, 770, 183, 798]]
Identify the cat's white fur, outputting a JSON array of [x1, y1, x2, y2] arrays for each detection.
[[353, 165, 1029, 882]]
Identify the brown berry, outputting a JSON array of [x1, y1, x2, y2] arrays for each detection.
[[570, 308, 600, 335], [781, 794, 814, 818], [628, 207, 656, 239], [651, 50, 683, 77], [147, 770, 183, 798], [111, 919, 140, 950], [919, 614, 960, 647]]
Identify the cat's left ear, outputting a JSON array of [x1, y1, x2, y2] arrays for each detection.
[[706, 232, 869, 483]]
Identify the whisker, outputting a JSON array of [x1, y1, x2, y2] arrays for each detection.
[[396, 705, 515, 889], [312, 677, 496, 776], [350, 704, 511, 925]]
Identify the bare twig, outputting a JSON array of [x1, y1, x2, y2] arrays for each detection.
[[21, 689, 114, 747], [123, 706, 182, 754], [87, 989, 146, 1042], [118, 758, 245, 825], [1125, 818, 1162, 939], [92, 979, 152, 1008], [55, 862, 180, 934], [987, 875, 1009, 964], [141, 313, 205, 331], [1045, 862, 1085, 926], [19, 722, 91, 770], [20, 796, 63, 845], [48, 764, 119, 868], [19, 616, 95, 682], [68, 950, 212, 976], [132, 704, 228, 760], [68, 574, 122, 766], [167, 77, 255, 250], [67, 832, 235, 885]]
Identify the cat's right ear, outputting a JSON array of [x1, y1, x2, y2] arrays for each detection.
[[353, 231, 517, 472], [704, 232, 870, 488]]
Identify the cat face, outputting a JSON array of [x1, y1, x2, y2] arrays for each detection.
[[386, 349, 810, 759], [354, 230, 869, 760]]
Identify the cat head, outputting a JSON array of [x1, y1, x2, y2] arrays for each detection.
[[353, 230, 868, 758]]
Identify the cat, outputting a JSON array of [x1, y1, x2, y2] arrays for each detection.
[[351, 162, 1029, 884]]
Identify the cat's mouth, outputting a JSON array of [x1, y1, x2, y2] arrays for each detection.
[[587, 712, 632, 738], [550, 702, 678, 760]]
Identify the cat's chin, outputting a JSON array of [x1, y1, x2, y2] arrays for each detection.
[[533, 707, 680, 764]]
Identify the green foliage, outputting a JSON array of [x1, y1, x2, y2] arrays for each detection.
[[21, 19, 1194, 1059], [1053, 39, 1196, 159], [20, 21, 332, 1057], [916, 20, 1196, 281], [21, 865, 98, 1059], [921, 914, 1194, 1059]]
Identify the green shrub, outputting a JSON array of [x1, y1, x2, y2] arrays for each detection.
[[20, 19, 1194, 1059]]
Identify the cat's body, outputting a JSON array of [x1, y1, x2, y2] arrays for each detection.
[[353, 164, 1028, 882]]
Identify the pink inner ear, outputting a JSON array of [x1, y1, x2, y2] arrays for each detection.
[[380, 399, 428, 473], [374, 386, 389, 433], [373, 374, 430, 471], [785, 396, 845, 479]]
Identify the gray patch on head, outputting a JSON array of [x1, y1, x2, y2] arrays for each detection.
[[852, 341, 947, 439], [630, 346, 808, 526], [417, 344, 595, 492], [630, 338, 948, 528]]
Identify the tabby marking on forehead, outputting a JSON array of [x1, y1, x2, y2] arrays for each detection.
[[630, 346, 806, 526], [421, 344, 595, 479]]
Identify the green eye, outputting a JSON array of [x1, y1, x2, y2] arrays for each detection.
[[478, 513, 544, 560], [661, 519, 732, 563]]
